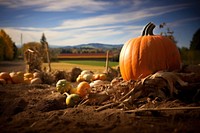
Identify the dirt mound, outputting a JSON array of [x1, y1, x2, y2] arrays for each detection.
[[0, 82, 199, 133]]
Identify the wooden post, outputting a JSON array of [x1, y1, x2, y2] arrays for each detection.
[[105, 50, 109, 73], [45, 42, 51, 72]]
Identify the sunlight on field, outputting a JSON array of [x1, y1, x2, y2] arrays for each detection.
[[43, 62, 107, 73], [59, 60, 119, 67]]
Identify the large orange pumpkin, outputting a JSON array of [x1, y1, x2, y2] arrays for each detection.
[[119, 22, 181, 81]]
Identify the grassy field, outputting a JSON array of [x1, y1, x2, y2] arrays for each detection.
[[43, 60, 119, 73], [60, 60, 119, 67]]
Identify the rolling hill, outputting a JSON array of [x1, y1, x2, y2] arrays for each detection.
[[50, 43, 123, 49]]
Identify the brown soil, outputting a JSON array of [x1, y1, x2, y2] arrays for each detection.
[[0, 61, 26, 72], [0, 61, 200, 133]]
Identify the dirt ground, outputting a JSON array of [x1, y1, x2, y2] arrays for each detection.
[[0, 61, 200, 133], [0, 61, 27, 72]]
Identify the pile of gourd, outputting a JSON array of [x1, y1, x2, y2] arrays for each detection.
[[56, 70, 108, 107], [0, 71, 42, 85], [76, 70, 107, 82], [56, 79, 90, 107]]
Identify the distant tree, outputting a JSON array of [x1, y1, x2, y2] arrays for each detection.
[[40, 33, 49, 62], [190, 28, 200, 50], [177, 29, 200, 64], [49, 48, 61, 61], [188, 28, 200, 64], [41, 33, 47, 42], [0, 29, 17, 61], [179, 47, 189, 63], [40, 33, 47, 49], [0, 37, 5, 61], [40, 33, 51, 71], [13, 42, 18, 59]]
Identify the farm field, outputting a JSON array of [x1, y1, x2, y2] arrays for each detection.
[[60, 60, 119, 67], [44, 60, 118, 73], [0, 60, 117, 73]]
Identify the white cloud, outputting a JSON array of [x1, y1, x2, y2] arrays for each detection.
[[3, 24, 140, 46], [0, 0, 190, 13], [0, 0, 110, 12], [51, 3, 189, 30], [168, 17, 200, 27]]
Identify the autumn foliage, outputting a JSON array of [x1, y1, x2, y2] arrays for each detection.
[[0, 29, 17, 61]]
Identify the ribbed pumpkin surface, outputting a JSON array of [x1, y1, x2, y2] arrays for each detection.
[[119, 22, 181, 81]]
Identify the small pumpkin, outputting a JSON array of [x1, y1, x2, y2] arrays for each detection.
[[76, 75, 84, 82], [24, 78, 31, 84], [76, 70, 94, 82], [65, 93, 81, 107], [9, 71, 24, 84], [24, 72, 33, 79], [92, 73, 107, 81], [82, 73, 93, 82], [56, 79, 72, 94], [99, 73, 107, 81], [92, 74, 99, 81], [76, 81, 91, 97], [0, 72, 11, 80], [80, 70, 93, 75], [0, 78, 6, 85], [31, 78, 42, 84], [24, 72, 33, 83], [119, 22, 181, 81], [89, 80, 104, 88]]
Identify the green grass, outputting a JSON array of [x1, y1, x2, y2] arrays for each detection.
[[59, 60, 119, 67]]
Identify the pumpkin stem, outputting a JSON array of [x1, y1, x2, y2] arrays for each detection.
[[147, 23, 155, 35], [142, 22, 156, 36], [142, 22, 152, 36]]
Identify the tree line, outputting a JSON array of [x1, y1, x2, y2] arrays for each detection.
[[159, 23, 200, 65], [179, 28, 200, 64]]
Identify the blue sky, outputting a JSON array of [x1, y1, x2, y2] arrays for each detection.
[[0, 0, 199, 48]]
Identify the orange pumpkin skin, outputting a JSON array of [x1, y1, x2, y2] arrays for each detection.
[[10, 72, 24, 84], [0, 72, 11, 80], [0, 72, 12, 83], [76, 81, 91, 98], [119, 22, 181, 81]]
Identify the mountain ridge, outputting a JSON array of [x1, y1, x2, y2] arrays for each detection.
[[50, 43, 123, 49]]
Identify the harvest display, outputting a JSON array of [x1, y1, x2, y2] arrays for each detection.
[[0, 22, 200, 133]]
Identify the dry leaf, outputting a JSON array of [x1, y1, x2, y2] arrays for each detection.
[[148, 71, 188, 96]]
